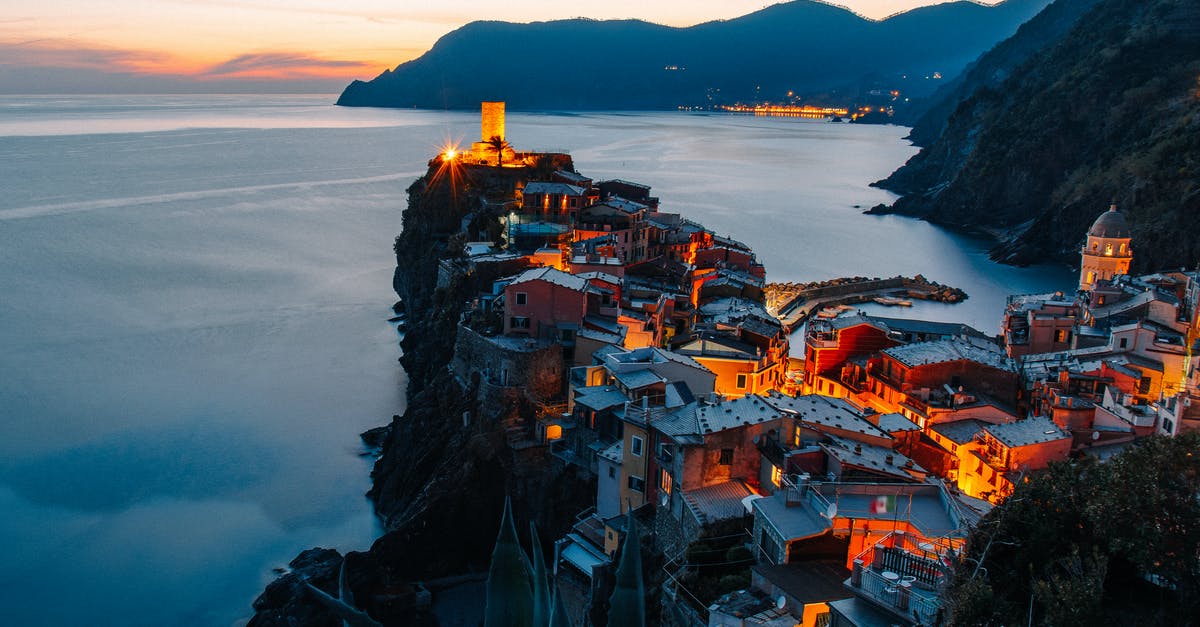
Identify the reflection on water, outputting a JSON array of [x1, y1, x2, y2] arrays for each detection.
[[0, 96, 1072, 625]]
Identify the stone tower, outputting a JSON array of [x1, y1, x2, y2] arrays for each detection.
[[481, 101, 505, 142], [1079, 202, 1133, 291]]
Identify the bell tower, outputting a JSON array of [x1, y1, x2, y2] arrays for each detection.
[[1079, 202, 1133, 292]]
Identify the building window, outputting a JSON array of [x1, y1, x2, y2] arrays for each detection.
[[515, 292, 527, 305], [608, 466, 615, 478], [1054, 329, 1067, 343], [1119, 337, 1128, 349], [1105, 243, 1113, 256], [771, 464, 782, 487], [660, 469, 673, 495], [628, 475, 645, 492], [631, 435, 644, 457], [1139, 376, 1152, 395], [719, 448, 734, 465], [510, 316, 530, 329], [736, 373, 748, 389], [1087, 271, 1096, 284]]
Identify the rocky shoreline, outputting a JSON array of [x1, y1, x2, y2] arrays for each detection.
[[250, 160, 594, 625]]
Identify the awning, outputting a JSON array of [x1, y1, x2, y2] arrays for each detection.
[[559, 535, 609, 579]]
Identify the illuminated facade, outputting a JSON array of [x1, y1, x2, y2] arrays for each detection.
[[480, 101, 505, 142], [1079, 203, 1133, 291]]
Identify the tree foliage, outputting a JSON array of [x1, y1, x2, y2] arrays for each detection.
[[945, 434, 1200, 626]]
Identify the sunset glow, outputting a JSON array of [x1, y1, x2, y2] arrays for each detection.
[[1, 0, 1000, 92]]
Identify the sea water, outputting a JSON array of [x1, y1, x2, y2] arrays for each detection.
[[0, 95, 1073, 625]]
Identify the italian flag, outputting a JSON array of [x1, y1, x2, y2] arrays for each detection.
[[870, 495, 897, 514]]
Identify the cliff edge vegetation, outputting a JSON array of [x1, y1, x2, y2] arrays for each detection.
[[873, 0, 1200, 271]]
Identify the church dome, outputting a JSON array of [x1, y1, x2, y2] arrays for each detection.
[[1088, 204, 1131, 239]]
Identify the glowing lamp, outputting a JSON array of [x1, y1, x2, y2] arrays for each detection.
[[443, 147, 457, 161]]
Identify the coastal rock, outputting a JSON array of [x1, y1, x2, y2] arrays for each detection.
[[249, 548, 343, 627], [252, 157, 594, 625]]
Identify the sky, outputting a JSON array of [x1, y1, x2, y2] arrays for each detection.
[[1, 1, 1001, 93]]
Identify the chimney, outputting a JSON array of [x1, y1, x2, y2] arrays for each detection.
[[885, 454, 894, 465]]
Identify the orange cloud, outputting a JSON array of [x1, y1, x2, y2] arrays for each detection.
[[200, 52, 375, 80], [0, 38, 379, 82], [0, 39, 176, 74]]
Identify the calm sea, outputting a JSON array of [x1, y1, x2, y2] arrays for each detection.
[[0, 94, 1074, 625]]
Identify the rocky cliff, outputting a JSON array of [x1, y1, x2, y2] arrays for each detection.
[[250, 161, 594, 625], [872, 0, 1200, 271]]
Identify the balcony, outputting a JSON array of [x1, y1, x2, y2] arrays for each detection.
[[848, 531, 953, 626]]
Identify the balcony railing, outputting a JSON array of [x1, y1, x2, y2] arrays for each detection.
[[850, 563, 943, 626]]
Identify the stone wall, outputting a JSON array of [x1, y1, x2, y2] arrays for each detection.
[[451, 324, 565, 401]]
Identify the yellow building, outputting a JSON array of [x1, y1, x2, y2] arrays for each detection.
[[1079, 203, 1133, 291]]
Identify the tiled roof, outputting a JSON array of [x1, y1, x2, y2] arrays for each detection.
[[523, 181, 586, 196], [683, 480, 755, 525], [873, 316, 987, 340], [984, 416, 1070, 448], [574, 386, 630, 411], [883, 337, 1011, 370], [929, 419, 988, 445], [613, 368, 665, 390], [694, 395, 783, 434], [574, 271, 622, 285], [554, 170, 591, 184], [509, 266, 590, 291], [762, 392, 890, 440], [698, 297, 771, 325], [876, 413, 921, 433], [822, 436, 924, 480]]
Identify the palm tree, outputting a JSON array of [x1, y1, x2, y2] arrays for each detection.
[[487, 135, 510, 166]]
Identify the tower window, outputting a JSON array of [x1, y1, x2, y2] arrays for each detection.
[[1105, 243, 1113, 256]]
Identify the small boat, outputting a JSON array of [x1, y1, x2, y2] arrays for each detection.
[[873, 296, 913, 307]]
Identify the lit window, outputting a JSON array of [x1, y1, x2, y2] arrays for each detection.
[[631, 435, 643, 457], [719, 449, 734, 465], [660, 469, 673, 495], [771, 465, 782, 487], [1105, 243, 1113, 256], [515, 292, 527, 305]]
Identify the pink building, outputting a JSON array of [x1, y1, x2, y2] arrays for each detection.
[[503, 267, 591, 339]]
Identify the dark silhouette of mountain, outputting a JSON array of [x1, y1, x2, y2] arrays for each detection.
[[337, 0, 1052, 110], [872, 0, 1200, 271], [898, 0, 1101, 143]]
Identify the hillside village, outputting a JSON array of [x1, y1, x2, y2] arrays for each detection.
[[409, 104, 1200, 627]]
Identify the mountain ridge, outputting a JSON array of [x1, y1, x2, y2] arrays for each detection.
[[337, 0, 1052, 110]]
